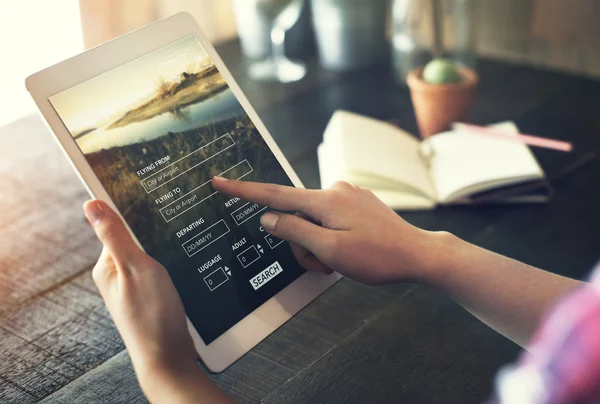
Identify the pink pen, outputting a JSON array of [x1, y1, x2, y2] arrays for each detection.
[[452, 122, 573, 152]]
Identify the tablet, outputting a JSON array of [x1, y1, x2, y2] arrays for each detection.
[[26, 13, 340, 373]]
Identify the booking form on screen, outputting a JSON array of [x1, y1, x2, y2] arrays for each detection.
[[49, 35, 305, 344]]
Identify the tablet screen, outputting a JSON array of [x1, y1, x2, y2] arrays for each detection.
[[49, 35, 305, 344]]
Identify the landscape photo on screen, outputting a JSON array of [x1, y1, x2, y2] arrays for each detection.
[[49, 35, 304, 344]]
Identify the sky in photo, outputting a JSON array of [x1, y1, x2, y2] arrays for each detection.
[[50, 35, 210, 133]]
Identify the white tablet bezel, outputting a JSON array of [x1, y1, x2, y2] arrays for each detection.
[[26, 12, 341, 373]]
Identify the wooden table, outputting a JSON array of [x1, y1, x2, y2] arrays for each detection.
[[1, 40, 599, 403]]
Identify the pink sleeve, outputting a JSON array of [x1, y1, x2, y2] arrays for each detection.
[[491, 263, 600, 404]]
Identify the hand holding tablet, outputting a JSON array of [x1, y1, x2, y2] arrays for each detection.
[[26, 11, 434, 374], [26, 13, 340, 372], [83, 199, 234, 403], [83, 176, 435, 374], [82, 177, 437, 400]]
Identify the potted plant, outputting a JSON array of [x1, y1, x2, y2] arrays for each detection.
[[406, 0, 478, 138]]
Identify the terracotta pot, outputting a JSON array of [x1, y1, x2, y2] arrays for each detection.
[[407, 66, 478, 139]]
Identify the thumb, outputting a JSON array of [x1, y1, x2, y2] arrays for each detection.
[[83, 200, 141, 263], [260, 212, 334, 258]]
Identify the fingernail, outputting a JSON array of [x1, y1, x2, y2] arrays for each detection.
[[261, 212, 280, 230], [84, 201, 105, 224], [212, 176, 228, 183]]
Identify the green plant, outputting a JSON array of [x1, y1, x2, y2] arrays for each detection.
[[422, 58, 462, 84]]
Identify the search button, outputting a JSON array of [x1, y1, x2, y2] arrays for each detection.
[[250, 261, 283, 291]]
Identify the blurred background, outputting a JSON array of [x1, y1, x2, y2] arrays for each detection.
[[1, 0, 600, 126]]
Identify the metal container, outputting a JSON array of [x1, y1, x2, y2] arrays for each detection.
[[310, 0, 389, 72]]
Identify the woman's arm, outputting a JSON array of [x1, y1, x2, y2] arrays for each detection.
[[83, 200, 234, 404], [212, 178, 584, 348], [136, 358, 230, 404], [426, 233, 582, 347]]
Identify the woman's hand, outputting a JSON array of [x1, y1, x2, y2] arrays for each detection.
[[83, 200, 233, 404], [211, 178, 445, 285], [84, 200, 196, 372]]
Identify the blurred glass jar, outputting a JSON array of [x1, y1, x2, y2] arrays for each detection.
[[232, 0, 314, 61], [310, 0, 389, 72], [391, 0, 477, 83]]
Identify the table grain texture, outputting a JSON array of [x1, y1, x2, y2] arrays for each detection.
[[1, 40, 599, 404]]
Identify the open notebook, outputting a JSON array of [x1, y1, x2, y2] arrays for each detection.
[[317, 111, 551, 210]]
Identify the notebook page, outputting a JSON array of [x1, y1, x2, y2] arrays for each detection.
[[428, 122, 544, 203], [322, 111, 436, 200], [318, 143, 435, 209]]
